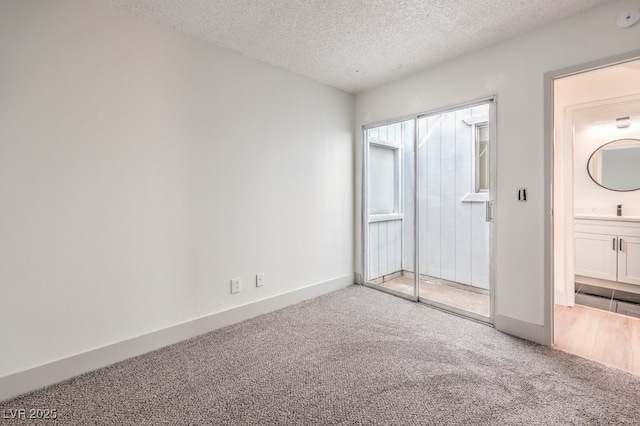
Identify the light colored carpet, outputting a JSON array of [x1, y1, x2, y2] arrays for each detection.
[[2, 285, 640, 425]]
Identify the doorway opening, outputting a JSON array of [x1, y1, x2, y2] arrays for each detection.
[[551, 57, 640, 375], [363, 99, 495, 323]]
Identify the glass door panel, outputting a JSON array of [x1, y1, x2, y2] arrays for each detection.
[[416, 103, 492, 320], [364, 120, 416, 299]]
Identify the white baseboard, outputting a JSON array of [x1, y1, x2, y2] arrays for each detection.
[[0, 274, 354, 402], [494, 314, 548, 345]]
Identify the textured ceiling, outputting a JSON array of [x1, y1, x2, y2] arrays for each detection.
[[99, 0, 617, 93]]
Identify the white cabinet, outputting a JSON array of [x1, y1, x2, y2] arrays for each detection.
[[618, 236, 640, 285], [575, 218, 640, 286], [575, 232, 617, 281]]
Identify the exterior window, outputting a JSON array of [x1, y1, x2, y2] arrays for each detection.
[[476, 123, 490, 192], [369, 144, 400, 214]]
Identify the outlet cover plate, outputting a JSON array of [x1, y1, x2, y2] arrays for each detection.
[[230, 278, 241, 294], [256, 273, 265, 287]]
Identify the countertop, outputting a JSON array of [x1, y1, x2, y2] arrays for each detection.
[[575, 214, 640, 223]]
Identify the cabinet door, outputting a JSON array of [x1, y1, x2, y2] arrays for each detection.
[[618, 235, 640, 285], [575, 232, 618, 281]]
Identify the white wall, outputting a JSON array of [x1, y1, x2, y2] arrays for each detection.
[[355, 0, 640, 337], [554, 62, 640, 305], [0, 0, 354, 379]]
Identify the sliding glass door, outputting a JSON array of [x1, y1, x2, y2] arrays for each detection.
[[364, 100, 494, 321], [364, 119, 416, 299], [416, 102, 493, 321]]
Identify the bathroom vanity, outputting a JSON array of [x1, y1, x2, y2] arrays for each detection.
[[573, 136, 640, 295], [575, 216, 640, 291]]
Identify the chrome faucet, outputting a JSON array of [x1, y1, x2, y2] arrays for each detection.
[[617, 204, 623, 217]]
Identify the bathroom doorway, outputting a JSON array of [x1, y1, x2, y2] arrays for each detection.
[[551, 57, 640, 375], [363, 99, 495, 322]]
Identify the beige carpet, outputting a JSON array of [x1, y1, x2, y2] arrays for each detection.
[[2, 285, 640, 424]]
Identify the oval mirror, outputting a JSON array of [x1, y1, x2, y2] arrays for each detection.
[[587, 138, 640, 191]]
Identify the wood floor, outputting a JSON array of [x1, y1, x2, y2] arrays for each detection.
[[554, 304, 640, 376]]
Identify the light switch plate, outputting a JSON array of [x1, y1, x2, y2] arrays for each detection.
[[517, 188, 527, 202]]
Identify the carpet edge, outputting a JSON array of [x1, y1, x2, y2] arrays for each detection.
[[0, 274, 355, 402]]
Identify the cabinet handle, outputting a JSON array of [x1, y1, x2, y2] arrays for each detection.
[[620, 238, 623, 252], [613, 237, 617, 251]]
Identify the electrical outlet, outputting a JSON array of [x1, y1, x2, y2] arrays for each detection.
[[230, 278, 241, 294], [256, 273, 265, 287]]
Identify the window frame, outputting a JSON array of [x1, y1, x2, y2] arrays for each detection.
[[367, 135, 403, 217]]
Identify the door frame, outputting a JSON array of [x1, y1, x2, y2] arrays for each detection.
[[543, 48, 640, 346], [361, 96, 497, 323]]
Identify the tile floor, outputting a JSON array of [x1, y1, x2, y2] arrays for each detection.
[[376, 275, 490, 318], [575, 283, 640, 319]]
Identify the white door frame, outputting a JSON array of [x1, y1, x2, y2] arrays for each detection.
[[543, 48, 640, 346]]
